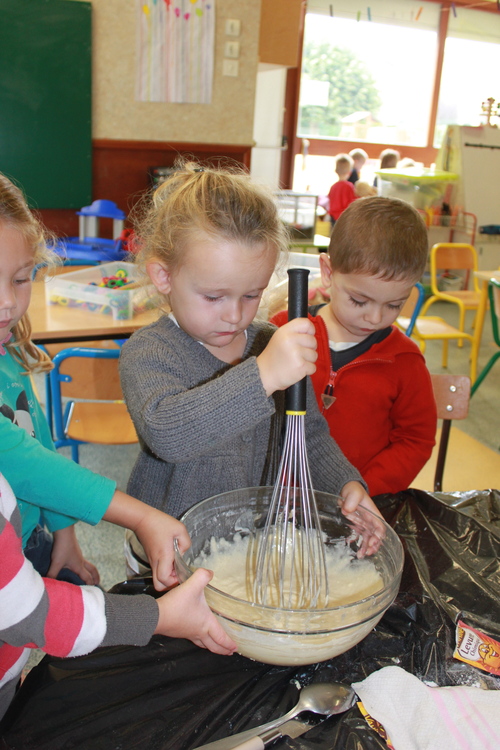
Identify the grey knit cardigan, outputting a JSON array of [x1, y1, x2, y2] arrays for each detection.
[[119, 315, 365, 519]]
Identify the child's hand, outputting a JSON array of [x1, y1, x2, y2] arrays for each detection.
[[134, 508, 191, 591], [258, 318, 317, 396], [47, 526, 100, 585], [155, 568, 237, 656], [104, 490, 191, 591], [340, 481, 385, 556]]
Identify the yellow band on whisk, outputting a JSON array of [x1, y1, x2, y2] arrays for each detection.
[[286, 410, 306, 416]]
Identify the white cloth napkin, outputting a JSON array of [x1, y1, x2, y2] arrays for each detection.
[[353, 666, 500, 750]]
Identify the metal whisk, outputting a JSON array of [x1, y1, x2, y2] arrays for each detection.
[[254, 268, 329, 610]]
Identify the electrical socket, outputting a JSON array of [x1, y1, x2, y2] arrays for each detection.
[[225, 19, 241, 36], [224, 41, 240, 59], [222, 59, 239, 77]]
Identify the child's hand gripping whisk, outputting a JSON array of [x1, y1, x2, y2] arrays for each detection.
[[254, 268, 330, 610]]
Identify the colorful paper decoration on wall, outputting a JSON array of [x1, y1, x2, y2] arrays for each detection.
[[136, 0, 215, 104]]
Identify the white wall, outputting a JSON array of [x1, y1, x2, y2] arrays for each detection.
[[250, 64, 287, 188]]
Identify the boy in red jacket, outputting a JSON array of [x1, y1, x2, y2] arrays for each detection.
[[272, 196, 436, 497], [327, 153, 358, 227]]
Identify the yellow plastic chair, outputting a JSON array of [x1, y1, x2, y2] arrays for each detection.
[[421, 243, 481, 344], [396, 289, 474, 373]]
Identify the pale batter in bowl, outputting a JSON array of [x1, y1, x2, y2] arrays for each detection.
[[175, 487, 404, 666]]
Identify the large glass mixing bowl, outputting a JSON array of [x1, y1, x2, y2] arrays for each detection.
[[174, 487, 404, 666]]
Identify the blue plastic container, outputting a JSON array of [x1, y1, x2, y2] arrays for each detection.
[[53, 238, 127, 262]]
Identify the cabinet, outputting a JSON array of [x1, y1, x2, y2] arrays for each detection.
[[437, 125, 500, 229], [259, 0, 303, 67], [476, 237, 500, 271]]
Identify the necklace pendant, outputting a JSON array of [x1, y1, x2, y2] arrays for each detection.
[[321, 393, 336, 410]]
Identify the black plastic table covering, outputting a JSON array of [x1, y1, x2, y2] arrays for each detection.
[[1, 488, 500, 749]]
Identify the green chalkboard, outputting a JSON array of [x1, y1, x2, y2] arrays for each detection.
[[0, 0, 91, 209]]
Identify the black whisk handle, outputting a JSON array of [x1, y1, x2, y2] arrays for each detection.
[[287, 267, 310, 320], [286, 267, 310, 414]]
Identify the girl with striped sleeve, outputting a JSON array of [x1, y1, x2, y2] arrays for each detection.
[[0, 472, 235, 721]]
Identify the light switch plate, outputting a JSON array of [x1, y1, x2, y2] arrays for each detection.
[[222, 59, 239, 77], [225, 18, 241, 36], [224, 41, 240, 59]]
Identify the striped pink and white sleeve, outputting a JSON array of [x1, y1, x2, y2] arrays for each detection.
[[0, 472, 158, 720], [0, 473, 108, 658]]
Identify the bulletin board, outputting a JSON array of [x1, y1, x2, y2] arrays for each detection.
[[0, 0, 92, 209]]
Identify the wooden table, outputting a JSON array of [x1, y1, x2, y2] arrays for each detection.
[[30, 279, 160, 344], [471, 269, 500, 382]]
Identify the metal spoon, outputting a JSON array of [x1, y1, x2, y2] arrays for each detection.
[[192, 682, 356, 750]]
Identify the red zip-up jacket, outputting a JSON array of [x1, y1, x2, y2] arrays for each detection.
[[271, 311, 436, 496]]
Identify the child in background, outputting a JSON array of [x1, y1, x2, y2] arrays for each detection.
[[0, 171, 230, 606], [0, 472, 235, 721], [272, 197, 437, 498], [354, 181, 377, 198], [348, 148, 368, 185], [327, 154, 357, 227], [399, 157, 416, 169], [119, 162, 381, 574], [373, 148, 400, 188]]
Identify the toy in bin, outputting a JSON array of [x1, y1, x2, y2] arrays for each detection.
[[54, 200, 129, 263], [45, 262, 156, 321], [91, 268, 136, 290]]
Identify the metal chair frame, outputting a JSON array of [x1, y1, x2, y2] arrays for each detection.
[[470, 279, 500, 397], [430, 373, 471, 492]]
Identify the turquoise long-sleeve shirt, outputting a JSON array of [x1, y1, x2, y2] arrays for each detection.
[[0, 347, 115, 546]]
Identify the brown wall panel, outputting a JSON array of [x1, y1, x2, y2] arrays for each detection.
[[39, 139, 252, 237]]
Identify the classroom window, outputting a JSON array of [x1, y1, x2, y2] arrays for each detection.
[[298, 1, 439, 147], [435, 8, 500, 147]]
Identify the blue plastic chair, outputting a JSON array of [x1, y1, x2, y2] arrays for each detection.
[[49, 347, 137, 463], [34, 259, 119, 434]]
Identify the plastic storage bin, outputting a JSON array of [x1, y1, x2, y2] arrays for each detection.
[[374, 168, 458, 211], [45, 262, 156, 321], [287, 251, 321, 270], [259, 251, 322, 320], [275, 191, 318, 240]]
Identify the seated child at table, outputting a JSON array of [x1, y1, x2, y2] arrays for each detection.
[[354, 181, 377, 198], [119, 161, 382, 575], [271, 197, 437, 497], [0, 170, 218, 593], [328, 154, 358, 227], [0, 472, 236, 721]]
